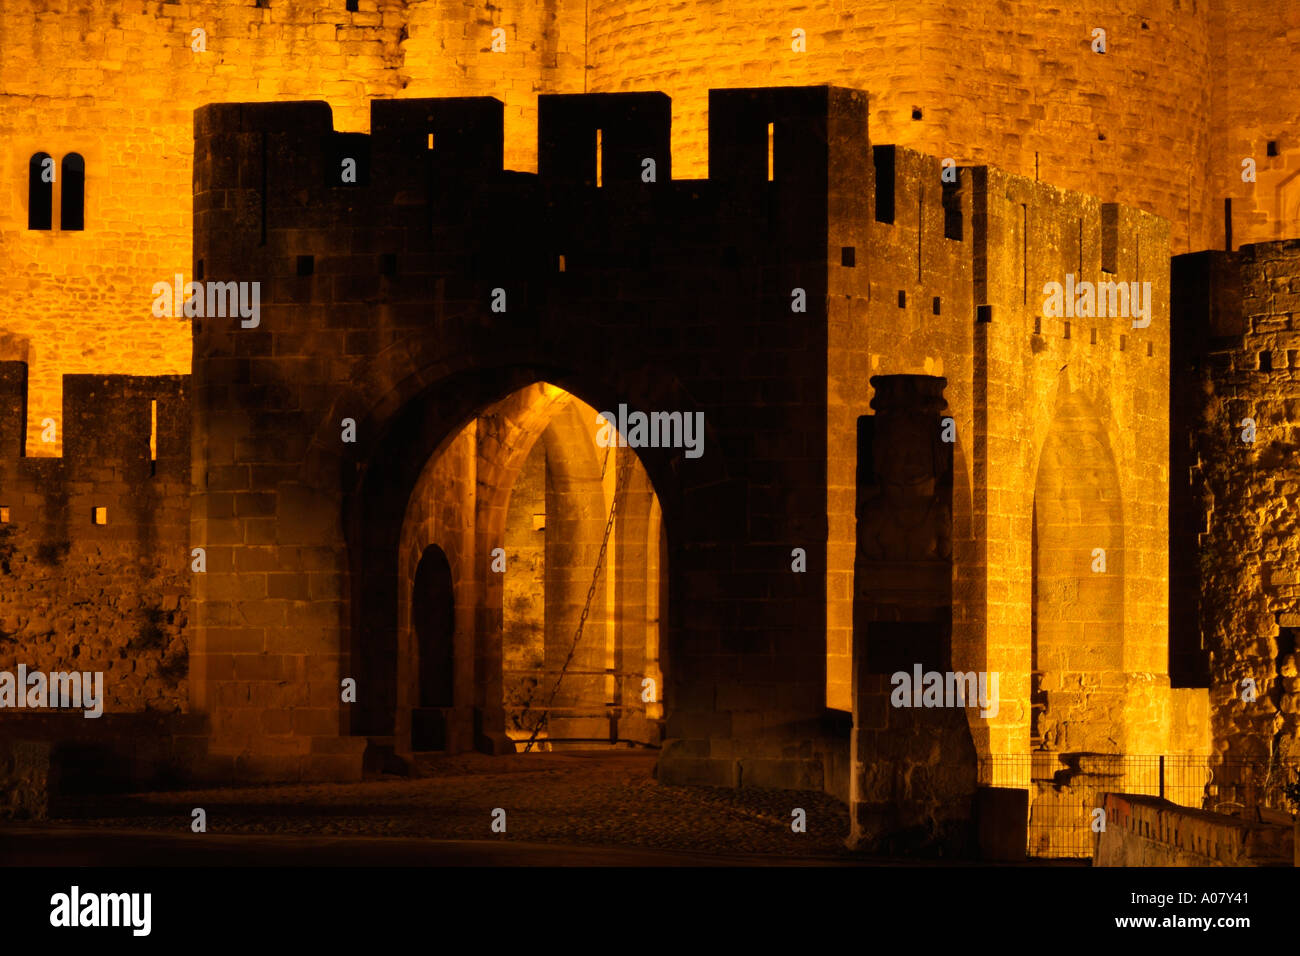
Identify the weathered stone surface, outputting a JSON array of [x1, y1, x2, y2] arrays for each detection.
[[0, 0, 1295, 824], [1174, 242, 1300, 764], [4, 0, 1296, 465], [0, 371, 191, 715], [0, 740, 48, 820], [1095, 792, 1294, 866], [975, 787, 1027, 862]]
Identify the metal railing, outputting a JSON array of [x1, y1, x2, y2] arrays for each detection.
[[503, 667, 664, 750], [979, 753, 1300, 859]]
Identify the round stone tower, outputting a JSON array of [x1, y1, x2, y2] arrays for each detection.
[[586, 0, 1227, 254]]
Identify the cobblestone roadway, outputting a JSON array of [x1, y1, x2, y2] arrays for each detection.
[[55, 752, 855, 860]]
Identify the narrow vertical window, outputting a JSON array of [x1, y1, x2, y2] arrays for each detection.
[[28, 153, 52, 230], [1101, 204, 1119, 274], [873, 146, 895, 224], [767, 123, 774, 182], [61, 153, 85, 231], [942, 170, 962, 240], [917, 192, 923, 281], [595, 128, 602, 188], [260, 133, 268, 246], [150, 399, 158, 473], [1021, 204, 1028, 305]]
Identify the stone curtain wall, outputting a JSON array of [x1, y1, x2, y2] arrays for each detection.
[[971, 171, 1179, 763], [0, 0, 584, 455], [827, 140, 976, 713], [1186, 240, 1300, 764], [850, 161, 1184, 765], [0, 366, 191, 713], [842, 148, 1193, 833], [4, 0, 1298, 459]]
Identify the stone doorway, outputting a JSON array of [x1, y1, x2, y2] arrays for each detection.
[[394, 382, 667, 758], [411, 544, 455, 751]]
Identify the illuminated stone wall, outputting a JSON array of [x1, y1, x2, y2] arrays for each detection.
[[0, 0, 584, 455], [176, 87, 1201, 804], [1175, 240, 1300, 765], [834, 138, 1189, 763], [1, 2, 1296, 765], [187, 90, 835, 783], [828, 140, 974, 714], [399, 418, 478, 754], [5, 0, 1299, 461], [502, 436, 547, 739], [0, 366, 190, 713]]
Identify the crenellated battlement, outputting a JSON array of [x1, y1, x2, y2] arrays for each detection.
[[0, 363, 192, 720], [193, 87, 873, 201], [190, 87, 1166, 338], [0, 362, 189, 498]]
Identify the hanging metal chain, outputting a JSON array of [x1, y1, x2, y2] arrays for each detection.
[[523, 448, 633, 752]]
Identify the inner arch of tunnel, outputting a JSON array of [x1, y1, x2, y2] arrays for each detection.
[[357, 374, 669, 756], [410, 543, 455, 749], [499, 399, 666, 748]]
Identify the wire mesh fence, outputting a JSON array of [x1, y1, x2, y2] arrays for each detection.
[[978, 753, 1300, 859]]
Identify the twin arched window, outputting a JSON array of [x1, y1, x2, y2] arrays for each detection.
[[27, 152, 85, 231]]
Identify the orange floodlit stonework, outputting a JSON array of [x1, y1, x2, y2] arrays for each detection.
[[1, 0, 1298, 864]]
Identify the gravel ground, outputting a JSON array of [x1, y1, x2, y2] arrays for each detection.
[[51, 752, 855, 859]]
